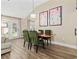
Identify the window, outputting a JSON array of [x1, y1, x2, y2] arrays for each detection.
[[1, 20, 8, 38], [1, 18, 21, 39], [12, 23, 18, 38]]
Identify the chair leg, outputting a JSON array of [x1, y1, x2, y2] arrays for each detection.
[[23, 40, 26, 47], [43, 41, 45, 49], [28, 43, 30, 50], [30, 43, 32, 50], [36, 45, 38, 53], [44, 40, 47, 45], [50, 39, 51, 45]]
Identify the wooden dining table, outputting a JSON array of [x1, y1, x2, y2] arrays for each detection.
[[38, 34, 53, 45]]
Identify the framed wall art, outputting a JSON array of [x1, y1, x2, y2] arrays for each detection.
[[49, 6, 62, 26], [39, 11, 48, 27]]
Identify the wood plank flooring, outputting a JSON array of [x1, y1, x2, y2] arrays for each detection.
[[1, 39, 77, 59]]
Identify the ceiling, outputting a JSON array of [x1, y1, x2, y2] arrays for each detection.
[[1, 0, 49, 18]]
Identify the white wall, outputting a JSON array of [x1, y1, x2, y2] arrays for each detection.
[[20, 18, 28, 31], [34, 0, 77, 48]]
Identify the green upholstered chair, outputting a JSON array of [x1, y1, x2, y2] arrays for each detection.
[[23, 30, 31, 49], [38, 30, 44, 35], [45, 30, 51, 35], [28, 31, 44, 53]]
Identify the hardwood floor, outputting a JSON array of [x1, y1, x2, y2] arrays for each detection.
[[1, 39, 77, 59]]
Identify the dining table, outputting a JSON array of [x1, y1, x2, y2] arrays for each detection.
[[38, 34, 53, 45]]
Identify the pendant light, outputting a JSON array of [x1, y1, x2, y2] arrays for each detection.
[[30, 0, 36, 18]]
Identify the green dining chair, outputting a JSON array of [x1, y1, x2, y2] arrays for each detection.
[[23, 30, 31, 49], [45, 30, 52, 45], [38, 30, 44, 35], [28, 31, 44, 53]]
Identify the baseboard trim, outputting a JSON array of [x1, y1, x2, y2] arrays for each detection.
[[51, 41, 77, 49]]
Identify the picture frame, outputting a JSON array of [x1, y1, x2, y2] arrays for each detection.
[[39, 11, 48, 27], [49, 6, 62, 26]]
